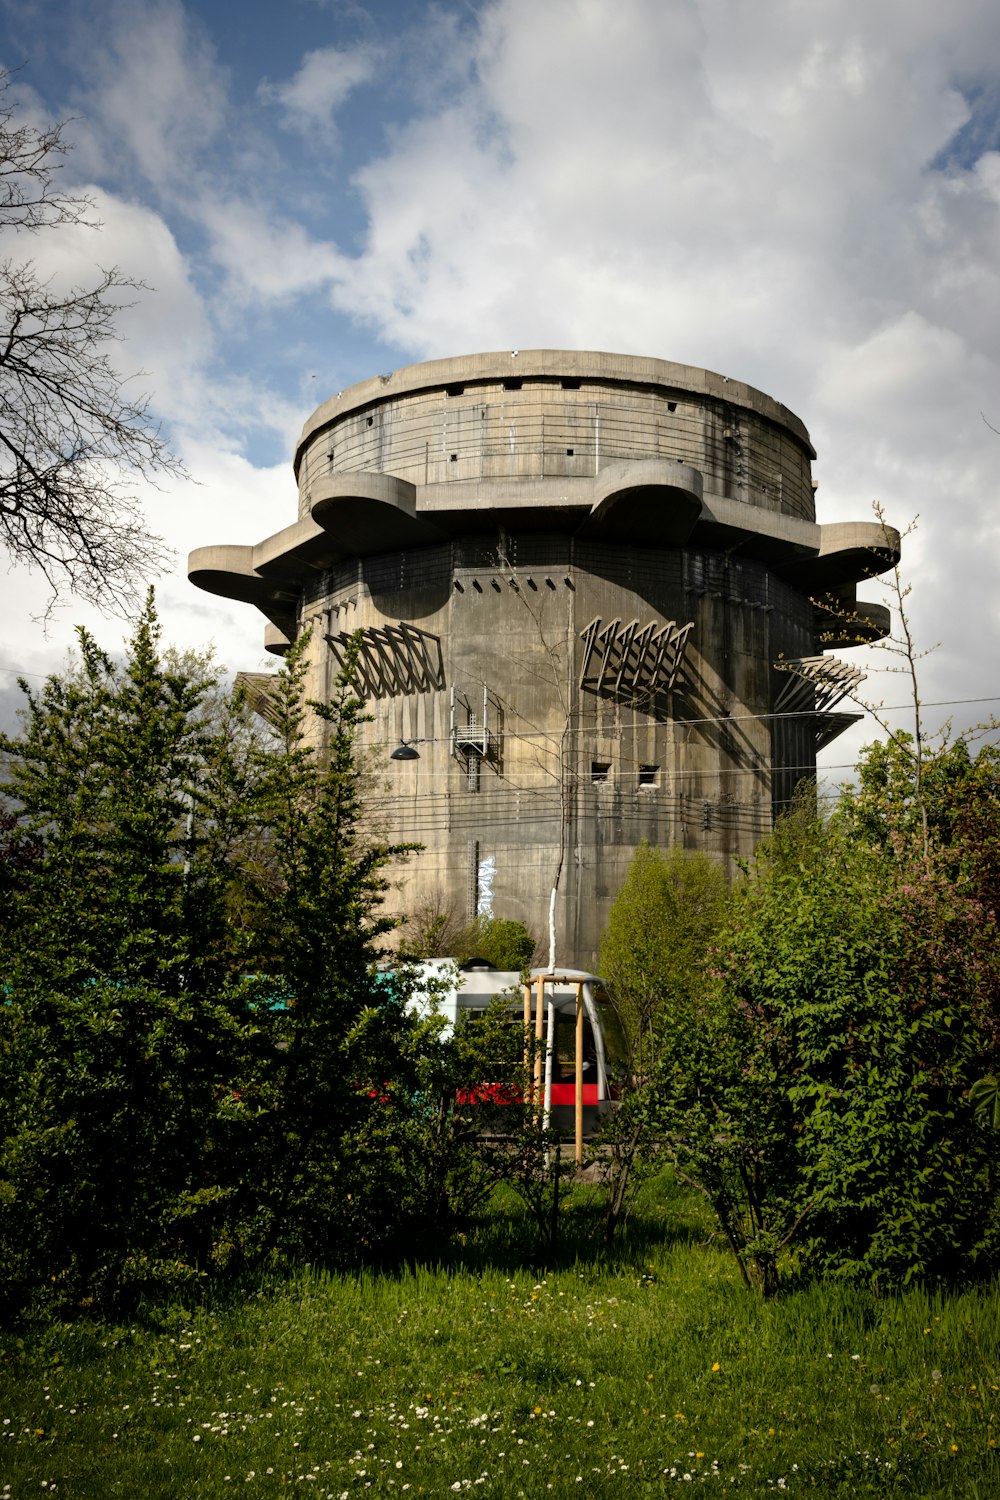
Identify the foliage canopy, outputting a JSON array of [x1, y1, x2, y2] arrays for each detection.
[[0, 599, 528, 1317]]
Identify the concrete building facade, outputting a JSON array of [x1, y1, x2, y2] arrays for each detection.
[[189, 350, 898, 968]]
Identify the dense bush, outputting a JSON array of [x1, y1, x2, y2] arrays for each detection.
[[0, 600, 519, 1318], [636, 767, 1000, 1293], [401, 906, 537, 970], [8, 592, 1000, 1313], [599, 841, 728, 1077], [717, 805, 1000, 1286]]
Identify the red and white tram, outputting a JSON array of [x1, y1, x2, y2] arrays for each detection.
[[413, 961, 629, 1159]]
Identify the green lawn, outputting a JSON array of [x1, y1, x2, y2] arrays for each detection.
[[2, 1179, 998, 1498]]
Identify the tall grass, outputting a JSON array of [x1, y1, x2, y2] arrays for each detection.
[[1, 1178, 998, 1497]]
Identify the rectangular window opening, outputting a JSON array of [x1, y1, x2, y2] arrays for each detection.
[[446, 383, 465, 397], [503, 379, 523, 391], [638, 764, 658, 788], [561, 378, 581, 390], [592, 760, 611, 784]]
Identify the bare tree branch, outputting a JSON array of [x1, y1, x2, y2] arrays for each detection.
[[0, 69, 179, 613]]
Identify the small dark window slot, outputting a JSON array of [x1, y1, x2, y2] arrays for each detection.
[[366, 415, 374, 427], [503, 379, 523, 391], [450, 453, 458, 462], [639, 765, 658, 788], [667, 400, 677, 413], [446, 383, 465, 396], [592, 761, 611, 784], [561, 378, 581, 390], [566, 448, 574, 456]]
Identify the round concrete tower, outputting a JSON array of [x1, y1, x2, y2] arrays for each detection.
[[189, 350, 897, 968]]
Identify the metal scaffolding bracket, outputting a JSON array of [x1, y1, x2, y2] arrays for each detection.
[[325, 621, 445, 698], [579, 615, 693, 708], [772, 655, 865, 749], [450, 685, 503, 776]]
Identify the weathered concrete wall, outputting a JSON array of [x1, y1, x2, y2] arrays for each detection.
[[189, 351, 898, 968], [298, 534, 814, 968], [296, 378, 815, 523]]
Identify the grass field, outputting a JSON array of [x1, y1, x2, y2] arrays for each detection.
[[1, 1177, 998, 1498]]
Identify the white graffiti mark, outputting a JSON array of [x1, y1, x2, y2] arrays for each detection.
[[477, 855, 496, 917]]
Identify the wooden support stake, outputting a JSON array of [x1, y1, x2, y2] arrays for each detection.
[[575, 981, 584, 1166], [534, 974, 546, 1122], [523, 982, 531, 1078]]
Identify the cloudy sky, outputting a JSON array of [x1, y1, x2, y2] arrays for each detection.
[[2, 0, 1000, 783]]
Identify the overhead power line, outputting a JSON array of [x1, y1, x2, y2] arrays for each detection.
[[2, 654, 1000, 719]]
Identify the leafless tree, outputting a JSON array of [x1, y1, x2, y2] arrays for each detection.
[[0, 69, 177, 611]]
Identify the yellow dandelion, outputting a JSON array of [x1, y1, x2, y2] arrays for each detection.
[[712, 1362, 721, 1372], [951, 1444, 959, 1453]]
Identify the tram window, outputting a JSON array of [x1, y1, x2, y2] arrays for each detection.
[[552, 1013, 597, 1082], [592, 987, 631, 1073], [458, 1001, 519, 1027]]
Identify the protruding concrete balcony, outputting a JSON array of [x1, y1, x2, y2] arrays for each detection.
[[189, 351, 898, 654], [576, 459, 703, 545], [782, 520, 902, 595], [310, 472, 444, 556]]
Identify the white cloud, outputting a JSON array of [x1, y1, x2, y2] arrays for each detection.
[[59, 2, 364, 321], [12, 188, 211, 410], [260, 43, 380, 143], [75, 0, 228, 194], [197, 197, 348, 302], [330, 0, 1000, 388], [5, 0, 1000, 762], [316, 0, 1000, 751], [6, 185, 306, 454], [0, 445, 293, 698]]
